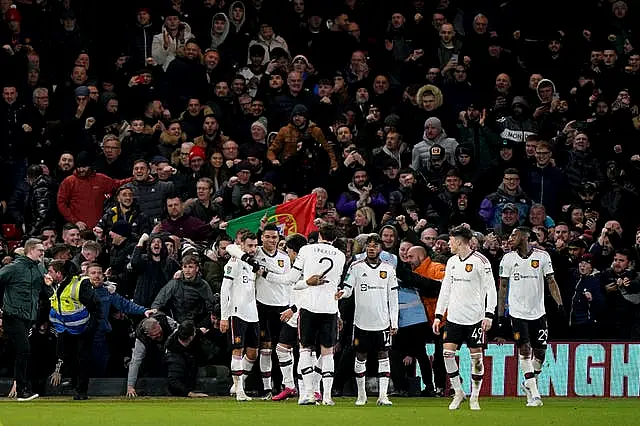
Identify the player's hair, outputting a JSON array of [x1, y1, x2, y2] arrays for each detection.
[[319, 223, 338, 242], [241, 232, 259, 242], [366, 233, 382, 246], [263, 223, 279, 233], [285, 233, 307, 253], [515, 226, 532, 238], [24, 238, 43, 253], [235, 228, 249, 239], [449, 225, 473, 242]]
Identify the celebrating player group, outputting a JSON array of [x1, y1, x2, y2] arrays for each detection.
[[220, 223, 561, 409]]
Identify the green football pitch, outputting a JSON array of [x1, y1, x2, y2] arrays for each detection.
[[0, 397, 637, 425]]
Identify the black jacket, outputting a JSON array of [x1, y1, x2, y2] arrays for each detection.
[[165, 328, 199, 397], [151, 276, 215, 328], [131, 236, 181, 307]]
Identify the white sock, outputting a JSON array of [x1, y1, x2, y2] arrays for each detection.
[[297, 359, 306, 396], [520, 355, 540, 398], [378, 358, 390, 399], [532, 357, 543, 376], [354, 358, 367, 399], [231, 355, 243, 393], [443, 350, 463, 392], [241, 355, 256, 392], [260, 349, 272, 391], [312, 352, 322, 394], [320, 354, 334, 401], [299, 348, 314, 398], [276, 345, 294, 389], [470, 353, 484, 400]]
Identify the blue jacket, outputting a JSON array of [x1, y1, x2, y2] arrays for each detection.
[[94, 285, 146, 333], [521, 165, 571, 219], [568, 269, 605, 327]]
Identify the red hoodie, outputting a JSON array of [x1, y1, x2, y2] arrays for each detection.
[[57, 171, 132, 228]]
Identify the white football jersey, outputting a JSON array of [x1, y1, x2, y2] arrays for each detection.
[[286, 281, 308, 328], [341, 259, 399, 331], [220, 257, 259, 323], [268, 242, 346, 314], [435, 251, 497, 325], [254, 247, 292, 306], [499, 248, 553, 320]]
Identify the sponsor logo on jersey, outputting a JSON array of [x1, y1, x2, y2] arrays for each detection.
[[465, 264, 473, 272], [226, 265, 233, 274], [513, 273, 520, 280], [531, 260, 540, 268], [277, 259, 285, 268], [380, 271, 387, 279]]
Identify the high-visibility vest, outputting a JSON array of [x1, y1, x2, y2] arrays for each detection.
[[49, 276, 90, 335]]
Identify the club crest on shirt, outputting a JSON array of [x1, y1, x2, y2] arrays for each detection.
[[226, 265, 233, 274], [531, 260, 540, 269], [513, 332, 520, 341], [278, 259, 285, 268], [354, 338, 359, 347], [380, 271, 387, 279], [234, 336, 242, 343], [465, 264, 473, 272]]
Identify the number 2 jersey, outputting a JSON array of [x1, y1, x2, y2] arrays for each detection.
[[435, 250, 497, 325], [221, 257, 259, 323], [341, 259, 399, 331], [499, 248, 553, 320]]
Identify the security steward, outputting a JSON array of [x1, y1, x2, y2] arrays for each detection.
[[45, 260, 101, 400]]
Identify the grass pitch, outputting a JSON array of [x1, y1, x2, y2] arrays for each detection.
[[0, 397, 637, 426]]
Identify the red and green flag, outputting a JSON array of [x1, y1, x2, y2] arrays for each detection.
[[226, 193, 318, 238]]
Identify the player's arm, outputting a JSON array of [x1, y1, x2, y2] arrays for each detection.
[[220, 259, 239, 324], [497, 256, 511, 317], [434, 262, 453, 320], [265, 250, 305, 285], [388, 269, 399, 331], [336, 265, 356, 299], [483, 263, 497, 319], [545, 273, 563, 308], [497, 277, 509, 317]]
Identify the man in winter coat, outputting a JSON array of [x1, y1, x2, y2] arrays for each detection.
[[165, 320, 208, 397], [126, 312, 178, 397], [131, 233, 181, 307], [567, 255, 605, 339], [129, 160, 175, 224], [479, 168, 533, 227], [56, 152, 132, 229], [84, 263, 155, 377], [412, 117, 459, 171], [0, 239, 47, 401], [493, 96, 539, 145], [151, 255, 216, 329]]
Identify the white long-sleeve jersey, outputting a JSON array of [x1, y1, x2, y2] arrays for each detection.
[[435, 250, 497, 325], [226, 244, 291, 307], [220, 257, 259, 323], [267, 242, 346, 314], [340, 259, 399, 331]]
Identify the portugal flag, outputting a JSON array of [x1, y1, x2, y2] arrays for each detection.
[[226, 193, 318, 238]]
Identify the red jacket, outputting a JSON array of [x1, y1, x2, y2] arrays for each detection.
[[57, 171, 132, 228]]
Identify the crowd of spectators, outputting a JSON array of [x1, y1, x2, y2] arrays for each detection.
[[1, 0, 640, 397]]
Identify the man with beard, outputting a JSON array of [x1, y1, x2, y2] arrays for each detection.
[[201, 234, 233, 294], [336, 169, 387, 219], [158, 195, 219, 242], [126, 312, 178, 397], [95, 185, 151, 241], [131, 233, 181, 307], [599, 249, 640, 339], [57, 151, 133, 230]]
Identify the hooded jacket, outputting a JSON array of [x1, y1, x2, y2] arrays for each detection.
[[479, 183, 533, 227], [412, 117, 459, 170], [494, 96, 539, 143], [151, 22, 194, 70], [131, 234, 181, 307], [267, 104, 337, 169], [210, 13, 230, 49]]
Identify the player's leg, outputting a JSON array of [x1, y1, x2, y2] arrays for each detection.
[[376, 328, 392, 406], [442, 323, 465, 410], [257, 304, 273, 397], [318, 313, 339, 406], [468, 322, 485, 410], [297, 310, 317, 404], [311, 349, 322, 399], [229, 317, 250, 400], [240, 322, 260, 401], [513, 318, 541, 406], [353, 327, 367, 405], [528, 317, 548, 407], [273, 323, 298, 400]]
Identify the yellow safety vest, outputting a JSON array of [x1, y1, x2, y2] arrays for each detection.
[[49, 276, 90, 335]]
